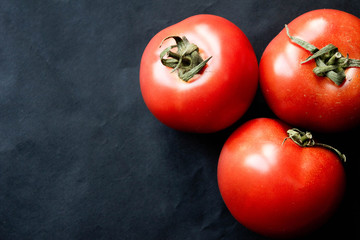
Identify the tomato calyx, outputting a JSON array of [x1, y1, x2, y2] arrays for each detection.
[[283, 128, 346, 163], [159, 36, 212, 82], [285, 24, 360, 86]]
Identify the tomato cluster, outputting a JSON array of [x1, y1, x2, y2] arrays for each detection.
[[140, 9, 359, 238]]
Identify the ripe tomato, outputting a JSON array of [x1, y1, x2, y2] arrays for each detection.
[[140, 14, 258, 133], [217, 118, 346, 238], [259, 9, 360, 132]]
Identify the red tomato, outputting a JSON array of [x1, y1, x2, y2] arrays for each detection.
[[217, 118, 346, 238], [140, 14, 258, 133], [259, 9, 360, 132]]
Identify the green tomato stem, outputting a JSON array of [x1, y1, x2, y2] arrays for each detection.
[[159, 36, 212, 82], [285, 24, 360, 86], [283, 128, 346, 163]]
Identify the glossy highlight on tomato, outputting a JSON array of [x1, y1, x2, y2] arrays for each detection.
[[260, 9, 360, 132], [217, 118, 346, 238], [140, 14, 258, 133]]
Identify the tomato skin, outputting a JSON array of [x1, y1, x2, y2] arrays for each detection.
[[259, 9, 360, 132], [140, 15, 258, 133], [217, 118, 346, 238]]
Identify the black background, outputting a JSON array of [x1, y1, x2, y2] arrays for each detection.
[[1, 1, 360, 239]]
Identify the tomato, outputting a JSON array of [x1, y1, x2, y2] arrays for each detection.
[[259, 9, 360, 132], [140, 14, 258, 133], [217, 118, 346, 238]]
